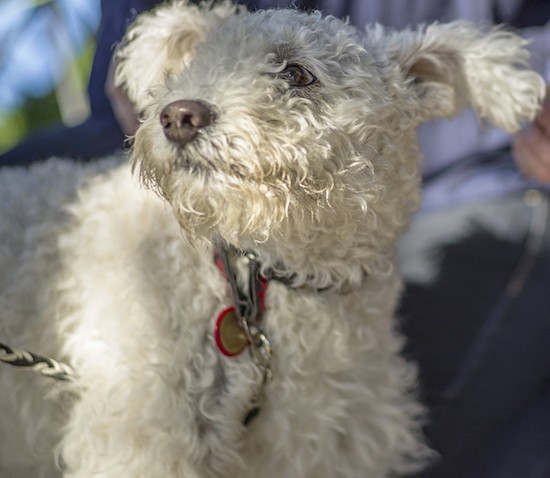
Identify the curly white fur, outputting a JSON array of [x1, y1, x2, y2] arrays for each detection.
[[0, 2, 544, 477]]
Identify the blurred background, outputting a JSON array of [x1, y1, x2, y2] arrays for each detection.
[[0, 0, 101, 154]]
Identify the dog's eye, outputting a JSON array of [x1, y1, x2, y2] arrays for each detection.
[[277, 64, 316, 87]]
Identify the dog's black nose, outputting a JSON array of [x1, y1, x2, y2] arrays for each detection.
[[160, 100, 213, 145]]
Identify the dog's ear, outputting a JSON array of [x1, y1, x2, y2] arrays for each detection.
[[115, 0, 242, 110], [377, 21, 545, 131]]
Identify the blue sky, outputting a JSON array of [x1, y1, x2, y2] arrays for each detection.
[[0, 0, 101, 112]]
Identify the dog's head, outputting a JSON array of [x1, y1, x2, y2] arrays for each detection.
[[117, 0, 543, 287]]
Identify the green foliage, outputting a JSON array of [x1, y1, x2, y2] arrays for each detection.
[[0, 35, 96, 154], [0, 93, 61, 153]]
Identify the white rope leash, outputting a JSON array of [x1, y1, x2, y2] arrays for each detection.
[[0, 341, 76, 382]]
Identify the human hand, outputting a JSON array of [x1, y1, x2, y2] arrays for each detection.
[[513, 83, 550, 184]]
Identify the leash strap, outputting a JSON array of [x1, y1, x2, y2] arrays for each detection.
[[0, 341, 75, 382]]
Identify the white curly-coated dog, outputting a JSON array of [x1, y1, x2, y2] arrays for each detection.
[[0, 1, 544, 477]]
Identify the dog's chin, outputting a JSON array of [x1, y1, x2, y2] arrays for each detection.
[[169, 200, 280, 246], [158, 169, 291, 245]]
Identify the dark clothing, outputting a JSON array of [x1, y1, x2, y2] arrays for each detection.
[[399, 189, 550, 478]]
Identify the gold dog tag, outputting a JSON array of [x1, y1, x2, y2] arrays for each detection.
[[215, 307, 249, 357]]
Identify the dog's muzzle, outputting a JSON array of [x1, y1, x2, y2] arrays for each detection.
[[160, 100, 214, 145]]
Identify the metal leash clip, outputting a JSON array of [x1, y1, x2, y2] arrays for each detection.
[[241, 250, 272, 371], [217, 246, 273, 368], [216, 245, 274, 426]]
